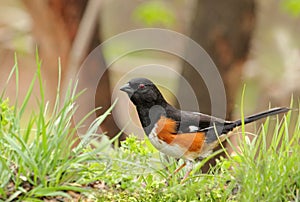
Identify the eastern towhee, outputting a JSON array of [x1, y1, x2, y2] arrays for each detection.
[[120, 78, 290, 181]]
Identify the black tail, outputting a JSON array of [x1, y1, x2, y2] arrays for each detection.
[[224, 107, 290, 133]]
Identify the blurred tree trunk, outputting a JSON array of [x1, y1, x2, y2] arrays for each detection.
[[178, 0, 256, 171], [50, 0, 125, 140], [22, 0, 124, 141], [22, 0, 71, 97]]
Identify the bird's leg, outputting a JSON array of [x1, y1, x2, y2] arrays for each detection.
[[173, 162, 187, 174], [180, 160, 193, 183], [167, 162, 186, 180]]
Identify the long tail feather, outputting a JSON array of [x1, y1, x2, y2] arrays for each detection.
[[224, 107, 290, 132]]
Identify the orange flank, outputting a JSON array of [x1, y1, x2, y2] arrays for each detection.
[[155, 116, 206, 152]]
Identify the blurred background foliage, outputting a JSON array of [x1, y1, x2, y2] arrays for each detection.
[[133, 1, 176, 27], [282, 0, 300, 16], [0, 0, 299, 139]]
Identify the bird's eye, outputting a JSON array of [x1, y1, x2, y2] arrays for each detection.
[[138, 84, 145, 89]]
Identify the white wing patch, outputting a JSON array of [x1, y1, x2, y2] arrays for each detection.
[[188, 125, 199, 132]]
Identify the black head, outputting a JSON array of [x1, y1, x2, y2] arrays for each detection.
[[120, 78, 167, 107]]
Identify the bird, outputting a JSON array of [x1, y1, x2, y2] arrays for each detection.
[[120, 77, 290, 182]]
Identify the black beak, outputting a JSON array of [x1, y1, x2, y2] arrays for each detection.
[[120, 83, 134, 96]]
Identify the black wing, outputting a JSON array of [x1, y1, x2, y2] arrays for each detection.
[[165, 106, 290, 143], [165, 105, 232, 136]]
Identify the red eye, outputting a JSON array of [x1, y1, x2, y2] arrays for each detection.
[[139, 84, 145, 89]]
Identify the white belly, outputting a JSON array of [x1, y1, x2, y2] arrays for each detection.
[[148, 125, 186, 159]]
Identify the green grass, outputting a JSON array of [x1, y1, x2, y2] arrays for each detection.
[[0, 54, 118, 201], [0, 56, 299, 201]]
